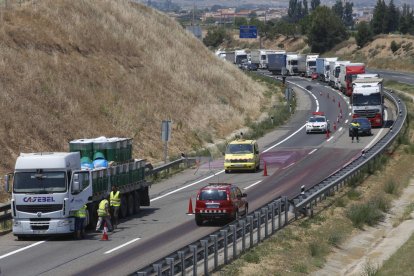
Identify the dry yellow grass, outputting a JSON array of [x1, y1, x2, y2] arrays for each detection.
[[0, 0, 268, 179]]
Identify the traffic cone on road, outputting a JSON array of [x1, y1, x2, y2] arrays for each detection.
[[263, 161, 268, 177], [101, 222, 109, 241], [187, 198, 194, 215]]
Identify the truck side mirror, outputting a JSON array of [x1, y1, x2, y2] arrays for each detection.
[[72, 174, 80, 194], [4, 174, 10, 193]]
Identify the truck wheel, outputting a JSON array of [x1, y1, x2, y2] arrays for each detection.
[[120, 195, 128, 218], [127, 193, 134, 216], [134, 191, 141, 214]]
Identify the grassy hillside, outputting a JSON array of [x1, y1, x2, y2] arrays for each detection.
[[0, 0, 268, 176]]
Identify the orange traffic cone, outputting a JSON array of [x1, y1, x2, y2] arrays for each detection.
[[187, 198, 194, 215], [263, 161, 268, 176], [101, 222, 109, 241]]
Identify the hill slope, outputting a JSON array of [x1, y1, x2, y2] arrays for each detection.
[[0, 0, 268, 173]]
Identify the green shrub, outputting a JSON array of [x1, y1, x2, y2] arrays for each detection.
[[328, 231, 345, 247], [383, 179, 399, 195], [309, 240, 328, 257], [243, 250, 260, 263], [347, 189, 361, 200], [346, 202, 384, 229], [390, 40, 400, 53]]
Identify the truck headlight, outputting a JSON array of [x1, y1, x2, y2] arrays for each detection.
[[57, 219, 71, 227]]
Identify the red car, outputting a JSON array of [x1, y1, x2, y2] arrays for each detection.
[[195, 183, 248, 226], [311, 72, 319, 80]]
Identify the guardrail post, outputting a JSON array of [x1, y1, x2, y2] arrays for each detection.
[[284, 197, 288, 226], [152, 263, 162, 276], [240, 220, 246, 251], [263, 207, 269, 238], [189, 245, 198, 276], [278, 201, 282, 229], [166, 257, 175, 276], [220, 230, 228, 264], [210, 235, 218, 269], [200, 240, 209, 276], [310, 201, 314, 217], [247, 216, 253, 248], [255, 211, 261, 243], [229, 225, 237, 258], [177, 251, 185, 276], [271, 203, 275, 234]]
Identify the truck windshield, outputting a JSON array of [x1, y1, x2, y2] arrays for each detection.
[[335, 67, 341, 77], [308, 61, 316, 67], [352, 93, 382, 106], [290, 60, 298, 65], [226, 144, 253, 154], [13, 171, 67, 193], [235, 55, 248, 64]]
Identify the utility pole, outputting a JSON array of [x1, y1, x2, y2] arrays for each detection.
[[192, 0, 195, 26]]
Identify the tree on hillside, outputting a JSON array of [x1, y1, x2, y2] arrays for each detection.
[[386, 0, 400, 33], [288, 0, 305, 22], [203, 27, 230, 48], [355, 21, 373, 48], [371, 0, 387, 34], [234, 17, 248, 28], [310, 0, 320, 11], [332, 0, 344, 21], [307, 6, 348, 53], [343, 2, 354, 28], [303, 0, 309, 17], [399, 4, 414, 34]]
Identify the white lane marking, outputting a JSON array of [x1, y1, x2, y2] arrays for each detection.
[[244, 180, 262, 190], [364, 109, 389, 150], [348, 112, 352, 116], [345, 119, 349, 124], [150, 170, 225, 202], [104, 238, 141, 254], [327, 136, 334, 142], [308, 149, 317, 155], [264, 82, 318, 153], [339, 127, 343, 132], [282, 162, 295, 170], [0, 240, 46, 260]]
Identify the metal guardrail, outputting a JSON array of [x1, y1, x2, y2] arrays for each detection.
[[134, 197, 289, 276], [134, 86, 407, 275]]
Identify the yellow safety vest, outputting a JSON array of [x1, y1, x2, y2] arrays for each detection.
[[351, 122, 360, 128], [110, 191, 121, 207], [97, 199, 108, 217], [74, 205, 87, 218]]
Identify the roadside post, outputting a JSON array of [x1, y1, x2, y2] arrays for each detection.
[[161, 120, 172, 164]]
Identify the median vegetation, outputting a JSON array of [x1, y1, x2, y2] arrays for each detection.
[[214, 82, 414, 275]]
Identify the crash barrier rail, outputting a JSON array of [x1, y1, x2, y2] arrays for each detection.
[[0, 157, 197, 226], [134, 83, 406, 275], [134, 197, 289, 276], [291, 88, 407, 217]]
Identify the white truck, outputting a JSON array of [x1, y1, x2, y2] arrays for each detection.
[[286, 53, 299, 75], [6, 137, 150, 239], [298, 54, 319, 77], [316, 57, 337, 82], [351, 77, 384, 127], [234, 49, 248, 66], [329, 60, 350, 88]]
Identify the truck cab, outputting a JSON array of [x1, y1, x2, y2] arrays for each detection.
[[8, 152, 90, 238]]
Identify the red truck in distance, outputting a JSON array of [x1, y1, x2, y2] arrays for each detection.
[[339, 63, 366, 97]]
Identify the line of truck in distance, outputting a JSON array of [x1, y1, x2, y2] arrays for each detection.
[[215, 49, 383, 129]]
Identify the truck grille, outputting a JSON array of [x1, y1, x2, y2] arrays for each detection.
[[30, 218, 51, 230], [354, 109, 380, 118], [16, 204, 63, 213]]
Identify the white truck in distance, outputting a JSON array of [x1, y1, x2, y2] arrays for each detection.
[[329, 60, 350, 88], [298, 54, 319, 77], [286, 53, 299, 75], [351, 76, 384, 127]]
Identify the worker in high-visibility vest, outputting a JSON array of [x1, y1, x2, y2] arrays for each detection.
[[74, 204, 87, 239], [96, 196, 113, 232], [350, 120, 360, 143], [110, 185, 121, 229]]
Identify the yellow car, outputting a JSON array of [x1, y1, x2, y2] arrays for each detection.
[[224, 139, 260, 173]]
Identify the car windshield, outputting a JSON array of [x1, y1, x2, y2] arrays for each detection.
[[226, 144, 253, 154], [13, 171, 67, 193], [199, 189, 227, 200], [309, 117, 325, 123]]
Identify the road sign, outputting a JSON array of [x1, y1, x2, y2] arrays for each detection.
[[239, 25, 257, 39], [161, 120, 172, 142]]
